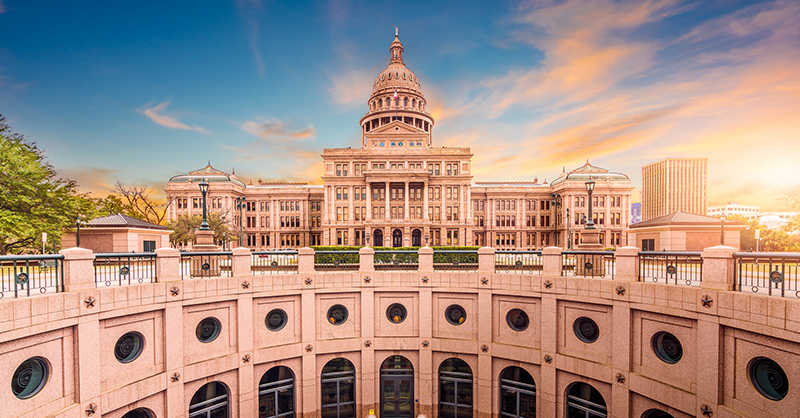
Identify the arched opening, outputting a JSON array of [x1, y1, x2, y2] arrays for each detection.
[[392, 229, 403, 248], [439, 358, 473, 418], [258, 366, 295, 418], [566, 382, 606, 418], [500, 367, 536, 418], [403, 98, 408, 107], [373, 229, 384, 247], [380, 356, 414, 418], [121, 409, 154, 418], [642, 410, 673, 418], [189, 382, 229, 418], [412, 229, 422, 247], [321, 358, 355, 418]]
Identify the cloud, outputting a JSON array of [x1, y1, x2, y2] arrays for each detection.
[[240, 118, 316, 143], [0, 1, 6, 13], [58, 166, 119, 196], [236, 0, 266, 76], [327, 68, 376, 106], [137, 100, 210, 133]]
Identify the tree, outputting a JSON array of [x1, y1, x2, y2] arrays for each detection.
[[166, 212, 231, 248], [112, 182, 170, 225], [0, 115, 93, 254]]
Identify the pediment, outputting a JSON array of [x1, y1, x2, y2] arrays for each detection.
[[369, 120, 427, 135]]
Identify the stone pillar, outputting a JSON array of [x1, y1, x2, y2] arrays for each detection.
[[385, 182, 390, 222], [701, 245, 737, 291], [423, 182, 429, 220], [418, 246, 434, 273], [231, 247, 252, 277], [359, 246, 375, 273], [478, 246, 495, 274], [366, 182, 372, 221], [614, 246, 640, 282], [155, 247, 181, 282], [404, 181, 410, 220], [459, 185, 465, 223], [348, 185, 354, 224], [297, 247, 315, 275], [60, 247, 95, 292], [542, 246, 563, 276]]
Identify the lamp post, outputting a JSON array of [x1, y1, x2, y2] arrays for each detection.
[[566, 207, 571, 249], [75, 216, 81, 247], [720, 215, 726, 246], [221, 214, 227, 250], [551, 193, 562, 247], [198, 178, 210, 231], [236, 196, 246, 246], [585, 177, 596, 229]]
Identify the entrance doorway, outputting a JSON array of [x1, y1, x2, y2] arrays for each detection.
[[373, 230, 384, 247], [392, 229, 403, 247], [380, 356, 414, 418], [411, 229, 422, 247]]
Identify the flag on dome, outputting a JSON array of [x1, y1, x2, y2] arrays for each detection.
[[393, 89, 398, 99]]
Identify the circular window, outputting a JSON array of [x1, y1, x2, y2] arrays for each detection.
[[506, 309, 529, 331], [749, 357, 789, 400], [196, 317, 222, 343], [380, 142, 385, 147], [410, 142, 414, 147], [651, 331, 683, 364], [11, 357, 49, 399], [391, 142, 396, 147], [265, 309, 287, 331], [445, 304, 466, 325], [114, 332, 144, 363], [398, 141, 403, 146], [573, 317, 599, 343], [386, 303, 407, 323], [327, 304, 348, 325]]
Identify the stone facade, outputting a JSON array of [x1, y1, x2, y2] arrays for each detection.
[[165, 35, 633, 250], [641, 158, 708, 222]]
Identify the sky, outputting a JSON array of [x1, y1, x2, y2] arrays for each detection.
[[1, 0, 798, 211]]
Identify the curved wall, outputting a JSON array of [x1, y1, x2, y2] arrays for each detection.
[[2, 263, 799, 418]]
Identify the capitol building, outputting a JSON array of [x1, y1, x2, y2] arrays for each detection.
[[166, 33, 633, 250]]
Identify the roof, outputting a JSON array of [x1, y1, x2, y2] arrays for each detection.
[[168, 163, 246, 187], [550, 161, 629, 186], [630, 211, 742, 228], [87, 213, 170, 230]]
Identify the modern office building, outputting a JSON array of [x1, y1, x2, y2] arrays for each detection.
[[707, 202, 760, 218], [166, 34, 633, 250], [641, 158, 707, 221]]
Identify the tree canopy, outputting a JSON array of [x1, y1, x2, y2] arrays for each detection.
[[166, 211, 231, 248], [0, 115, 95, 254]]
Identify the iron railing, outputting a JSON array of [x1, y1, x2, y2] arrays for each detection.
[[180, 252, 233, 279], [0, 255, 64, 298], [433, 250, 478, 271], [638, 251, 702, 285], [315, 251, 360, 271], [561, 251, 615, 279], [495, 251, 543, 275], [94, 253, 157, 287], [252, 251, 298, 275], [734, 252, 800, 298], [374, 250, 419, 271]]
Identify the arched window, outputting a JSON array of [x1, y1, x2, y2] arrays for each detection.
[[259, 366, 295, 418], [381, 98, 385, 108], [566, 382, 606, 418], [122, 409, 154, 418], [189, 382, 229, 418], [403, 98, 408, 107], [412, 99, 416, 108], [321, 358, 355, 418], [439, 358, 473, 418], [500, 367, 536, 418]]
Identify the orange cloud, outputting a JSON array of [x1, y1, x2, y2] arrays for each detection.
[[58, 166, 118, 196], [137, 101, 210, 133], [327, 68, 377, 106], [240, 118, 316, 143]]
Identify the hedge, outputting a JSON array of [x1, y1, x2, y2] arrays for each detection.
[[309, 246, 481, 265]]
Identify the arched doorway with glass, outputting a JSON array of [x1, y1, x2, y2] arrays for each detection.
[[380, 356, 414, 418], [439, 358, 473, 418], [411, 229, 422, 247], [321, 358, 356, 418], [500, 366, 536, 418], [392, 229, 403, 247], [373, 229, 383, 247], [566, 382, 607, 418], [189, 382, 229, 418], [121, 409, 154, 418], [258, 366, 295, 418]]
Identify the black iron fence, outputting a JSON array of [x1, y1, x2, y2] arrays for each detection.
[[180, 252, 233, 279], [561, 251, 615, 279], [315, 251, 360, 271], [374, 250, 419, 271], [638, 251, 702, 285], [433, 250, 478, 271], [252, 251, 299, 275], [734, 252, 800, 298], [495, 251, 543, 275], [0, 255, 64, 298], [94, 253, 157, 286]]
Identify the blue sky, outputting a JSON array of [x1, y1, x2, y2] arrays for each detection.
[[1, 0, 798, 210]]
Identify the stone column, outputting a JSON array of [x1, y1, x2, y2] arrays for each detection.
[[542, 246, 563, 276], [366, 182, 372, 221], [359, 247, 375, 273], [459, 185, 465, 223], [385, 182, 390, 222], [478, 246, 495, 274], [701, 245, 737, 291], [297, 247, 315, 275], [614, 246, 639, 282], [322, 187, 329, 225], [155, 247, 181, 282], [231, 247, 252, 277], [60, 247, 95, 293], [418, 246, 434, 273], [348, 185, 354, 224], [423, 182, 429, 220], [404, 181, 410, 220]]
